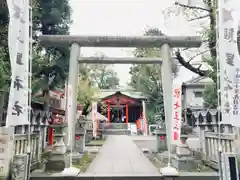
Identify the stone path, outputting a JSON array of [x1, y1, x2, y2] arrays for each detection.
[[85, 135, 159, 175]]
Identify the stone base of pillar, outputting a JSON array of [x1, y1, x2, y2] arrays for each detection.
[[171, 137, 196, 171], [45, 154, 67, 172], [171, 155, 197, 171], [65, 152, 84, 167], [170, 144, 177, 154], [160, 166, 179, 179]]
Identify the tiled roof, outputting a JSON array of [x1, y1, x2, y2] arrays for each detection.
[[94, 89, 146, 100]]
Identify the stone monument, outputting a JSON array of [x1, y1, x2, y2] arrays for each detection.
[[11, 154, 30, 180]]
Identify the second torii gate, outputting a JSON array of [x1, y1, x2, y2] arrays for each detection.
[[80, 56, 162, 136], [39, 35, 201, 172]]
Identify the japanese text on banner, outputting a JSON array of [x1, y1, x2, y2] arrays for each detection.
[[217, 0, 240, 126], [172, 84, 182, 144], [6, 0, 30, 126]]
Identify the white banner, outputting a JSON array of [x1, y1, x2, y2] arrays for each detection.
[[218, 0, 240, 126], [92, 102, 97, 138], [171, 83, 182, 144], [6, 0, 30, 126]]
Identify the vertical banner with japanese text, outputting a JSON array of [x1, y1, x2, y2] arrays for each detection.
[[6, 0, 29, 126], [217, 0, 240, 126], [171, 83, 182, 144], [92, 102, 97, 138]]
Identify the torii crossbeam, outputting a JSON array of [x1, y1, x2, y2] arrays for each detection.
[[78, 57, 162, 64]]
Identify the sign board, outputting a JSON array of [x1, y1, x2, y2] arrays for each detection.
[[0, 127, 14, 177], [79, 121, 93, 130]]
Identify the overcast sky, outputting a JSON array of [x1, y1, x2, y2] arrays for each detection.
[[69, 0, 199, 85]]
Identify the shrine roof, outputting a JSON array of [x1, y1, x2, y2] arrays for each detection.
[[95, 89, 146, 100], [183, 76, 213, 86]]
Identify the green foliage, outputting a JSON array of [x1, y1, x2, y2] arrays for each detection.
[[0, 0, 72, 110], [0, 49, 10, 91], [77, 59, 120, 114], [200, 2, 218, 108], [203, 84, 217, 109], [77, 78, 98, 110], [80, 53, 120, 90], [201, 55, 217, 109], [32, 0, 72, 96], [87, 64, 120, 89], [129, 28, 178, 124], [33, 0, 72, 35], [0, 1, 10, 92]]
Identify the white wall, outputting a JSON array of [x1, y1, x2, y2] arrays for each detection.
[[183, 86, 205, 109]]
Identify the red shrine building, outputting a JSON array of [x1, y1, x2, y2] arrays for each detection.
[[94, 89, 148, 133]]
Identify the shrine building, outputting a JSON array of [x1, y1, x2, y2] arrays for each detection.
[[94, 89, 147, 124]]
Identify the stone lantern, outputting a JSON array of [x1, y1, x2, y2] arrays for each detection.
[[45, 114, 67, 172]]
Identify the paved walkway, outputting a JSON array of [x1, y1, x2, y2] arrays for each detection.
[[86, 135, 159, 175]]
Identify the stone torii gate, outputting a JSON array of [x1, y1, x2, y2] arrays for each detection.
[[39, 35, 201, 171]]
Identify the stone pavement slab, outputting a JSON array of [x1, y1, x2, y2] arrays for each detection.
[[131, 135, 201, 152], [86, 135, 159, 175]]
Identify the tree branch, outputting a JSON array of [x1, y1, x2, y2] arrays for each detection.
[[187, 49, 210, 63], [188, 14, 209, 21], [175, 2, 211, 12], [175, 50, 209, 76]]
